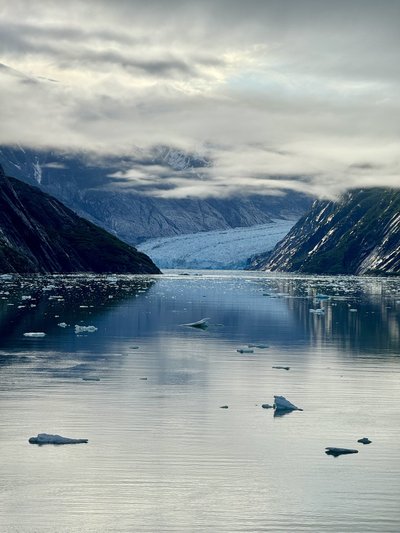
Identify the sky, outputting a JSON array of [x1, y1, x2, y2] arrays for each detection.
[[0, 0, 399, 199]]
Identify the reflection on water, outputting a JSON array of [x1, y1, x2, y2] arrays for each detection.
[[0, 271, 400, 532]]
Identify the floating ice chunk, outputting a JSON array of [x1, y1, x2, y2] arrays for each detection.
[[248, 344, 269, 349], [325, 447, 358, 457], [357, 437, 371, 444], [28, 433, 88, 445], [74, 325, 98, 333], [274, 395, 302, 411], [349, 308, 358, 313], [182, 317, 210, 329], [0, 274, 13, 280], [272, 366, 290, 370], [237, 348, 254, 354], [58, 322, 68, 328], [23, 332, 46, 337], [310, 308, 325, 315]]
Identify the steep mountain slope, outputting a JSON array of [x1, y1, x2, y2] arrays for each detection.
[[0, 145, 311, 244], [0, 165, 160, 274], [250, 189, 400, 275]]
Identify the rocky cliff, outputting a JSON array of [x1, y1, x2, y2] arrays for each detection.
[[0, 165, 160, 274], [250, 189, 400, 275]]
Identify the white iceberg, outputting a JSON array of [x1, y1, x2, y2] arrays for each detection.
[[74, 325, 98, 333], [274, 395, 302, 411], [23, 332, 46, 337], [28, 433, 88, 445], [58, 322, 68, 328], [182, 318, 210, 329]]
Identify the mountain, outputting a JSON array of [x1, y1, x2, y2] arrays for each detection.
[[138, 218, 297, 269], [249, 188, 400, 275], [0, 145, 311, 245], [0, 165, 160, 274]]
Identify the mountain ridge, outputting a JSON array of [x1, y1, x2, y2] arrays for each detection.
[[0, 165, 160, 274], [249, 188, 400, 275], [0, 145, 312, 245]]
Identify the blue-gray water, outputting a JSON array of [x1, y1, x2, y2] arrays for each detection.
[[1, 271, 399, 532]]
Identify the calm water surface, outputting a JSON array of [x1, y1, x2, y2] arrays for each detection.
[[0, 270, 399, 532]]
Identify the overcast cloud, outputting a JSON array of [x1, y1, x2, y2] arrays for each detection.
[[0, 0, 399, 198]]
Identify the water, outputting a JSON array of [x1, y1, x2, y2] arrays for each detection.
[[1, 270, 400, 532]]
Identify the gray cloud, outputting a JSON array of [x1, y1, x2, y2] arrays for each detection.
[[0, 0, 399, 198]]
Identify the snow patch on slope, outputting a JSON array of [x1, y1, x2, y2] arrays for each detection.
[[138, 219, 297, 269]]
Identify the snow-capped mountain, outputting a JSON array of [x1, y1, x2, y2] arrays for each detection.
[[250, 188, 400, 275], [138, 219, 297, 269], [0, 145, 311, 246]]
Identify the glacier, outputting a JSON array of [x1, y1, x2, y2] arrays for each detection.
[[137, 219, 297, 269]]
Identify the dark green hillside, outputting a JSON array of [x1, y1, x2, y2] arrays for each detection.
[[251, 188, 400, 275], [0, 165, 161, 274]]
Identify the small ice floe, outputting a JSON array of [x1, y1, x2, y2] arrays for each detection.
[[237, 348, 254, 354], [248, 344, 269, 349], [0, 274, 13, 281], [325, 447, 358, 457], [28, 433, 88, 445], [309, 308, 325, 315], [272, 366, 290, 371], [220, 405, 229, 409], [58, 322, 68, 328], [349, 308, 358, 313], [357, 437, 372, 444], [274, 395, 302, 412], [42, 285, 56, 291], [182, 317, 210, 329], [23, 332, 46, 337], [261, 403, 273, 409], [74, 325, 98, 334]]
